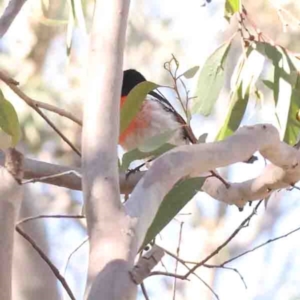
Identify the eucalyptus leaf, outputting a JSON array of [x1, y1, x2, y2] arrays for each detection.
[[217, 80, 250, 140], [0, 90, 21, 146], [138, 127, 180, 153], [120, 81, 159, 135], [121, 143, 175, 172], [192, 42, 231, 116], [141, 177, 205, 250], [182, 66, 200, 79], [283, 73, 300, 145], [262, 80, 274, 90], [225, 0, 241, 21]]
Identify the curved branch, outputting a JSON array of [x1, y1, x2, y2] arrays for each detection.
[[125, 124, 300, 250]]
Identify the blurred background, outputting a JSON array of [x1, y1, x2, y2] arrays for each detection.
[[1, 0, 300, 299]]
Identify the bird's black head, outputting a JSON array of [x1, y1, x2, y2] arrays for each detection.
[[121, 69, 146, 97]]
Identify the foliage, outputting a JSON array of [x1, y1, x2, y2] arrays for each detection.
[[0, 90, 21, 148], [118, 4, 300, 246]]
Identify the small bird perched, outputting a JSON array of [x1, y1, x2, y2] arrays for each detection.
[[119, 69, 196, 151], [119, 69, 257, 168]]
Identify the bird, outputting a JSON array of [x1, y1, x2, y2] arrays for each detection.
[[119, 69, 196, 152], [119, 69, 257, 167]]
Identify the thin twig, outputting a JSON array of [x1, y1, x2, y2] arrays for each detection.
[[140, 282, 150, 300], [15, 226, 76, 300], [182, 200, 263, 279], [173, 222, 184, 300], [34, 100, 82, 126], [148, 271, 186, 280], [220, 225, 300, 266], [0, 0, 27, 37], [204, 264, 247, 289], [0, 70, 81, 156], [22, 170, 82, 185], [163, 247, 246, 291], [64, 237, 89, 276], [149, 268, 218, 300], [17, 214, 85, 226]]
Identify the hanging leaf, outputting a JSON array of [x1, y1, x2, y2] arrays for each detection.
[[72, 0, 86, 32], [282, 53, 300, 145], [256, 43, 300, 144], [120, 81, 159, 135], [255, 42, 296, 105], [66, 8, 74, 56], [0, 90, 21, 147], [217, 48, 264, 140], [262, 79, 274, 91], [182, 66, 200, 79], [138, 127, 180, 153], [217, 80, 250, 140], [141, 177, 205, 250], [192, 42, 231, 116], [121, 143, 175, 172], [66, 0, 86, 55], [225, 0, 241, 21]]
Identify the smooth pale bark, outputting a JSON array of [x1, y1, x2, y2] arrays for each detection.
[[125, 124, 300, 250], [0, 151, 143, 193], [0, 166, 23, 300], [82, 0, 133, 299]]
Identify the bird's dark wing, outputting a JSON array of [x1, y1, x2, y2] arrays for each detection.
[[149, 91, 197, 144]]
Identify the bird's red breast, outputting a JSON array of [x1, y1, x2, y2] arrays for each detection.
[[119, 96, 149, 148], [119, 95, 185, 151], [119, 96, 150, 148]]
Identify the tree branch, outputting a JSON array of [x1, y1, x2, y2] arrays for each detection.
[[0, 151, 144, 193], [125, 124, 300, 250], [0, 0, 27, 38], [82, 1, 132, 299], [0, 150, 23, 300], [0, 70, 81, 156], [15, 226, 76, 300]]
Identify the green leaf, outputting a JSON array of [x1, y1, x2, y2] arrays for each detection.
[[225, 0, 241, 21], [182, 66, 200, 79], [217, 48, 263, 140], [262, 79, 274, 90], [141, 177, 205, 250], [66, 0, 86, 55], [284, 72, 300, 145], [257, 45, 300, 145], [66, 8, 74, 56], [261, 47, 300, 142], [217, 80, 250, 140], [0, 90, 21, 146], [192, 42, 231, 116], [255, 42, 296, 105], [121, 143, 175, 172], [138, 127, 180, 153], [120, 81, 159, 134]]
